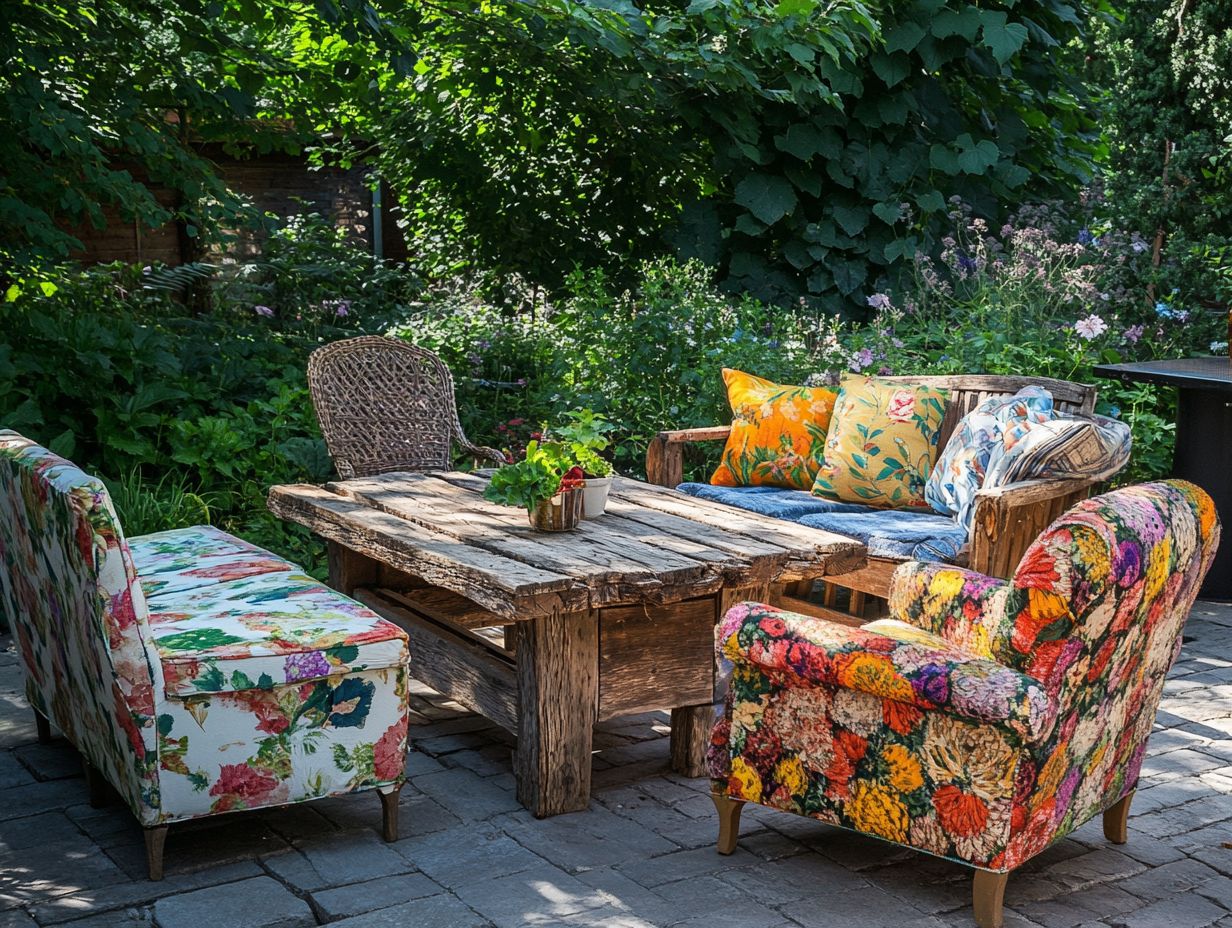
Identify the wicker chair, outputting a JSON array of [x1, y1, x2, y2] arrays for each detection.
[[307, 336, 506, 478]]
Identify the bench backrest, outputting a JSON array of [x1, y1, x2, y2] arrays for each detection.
[[0, 431, 159, 813], [883, 374, 1098, 454]]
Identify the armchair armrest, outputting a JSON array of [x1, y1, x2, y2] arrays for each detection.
[[969, 475, 1099, 578], [718, 601, 1055, 741], [888, 562, 1016, 662], [458, 437, 508, 467], [646, 426, 731, 487]]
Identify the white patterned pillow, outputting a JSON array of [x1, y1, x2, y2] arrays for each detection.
[[983, 413, 1132, 487]]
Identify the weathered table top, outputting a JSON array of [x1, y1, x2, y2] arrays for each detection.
[[268, 472, 865, 621], [1093, 357, 1232, 393]]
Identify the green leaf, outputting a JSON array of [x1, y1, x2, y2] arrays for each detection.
[[929, 144, 961, 176], [981, 11, 1029, 64], [915, 190, 946, 213], [885, 21, 926, 54], [872, 201, 901, 225], [932, 7, 981, 40], [870, 51, 911, 88], [832, 204, 869, 236], [776, 124, 841, 162], [733, 174, 798, 226], [829, 257, 867, 295]]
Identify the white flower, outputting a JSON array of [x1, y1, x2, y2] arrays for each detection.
[[1212, 341, 1229, 355], [1074, 314, 1108, 340]]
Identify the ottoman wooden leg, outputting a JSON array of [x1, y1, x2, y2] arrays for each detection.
[[378, 783, 404, 842], [34, 708, 52, 744], [144, 825, 169, 881], [1103, 791, 1134, 844]]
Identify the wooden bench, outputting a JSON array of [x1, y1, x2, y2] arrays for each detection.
[[646, 374, 1100, 622]]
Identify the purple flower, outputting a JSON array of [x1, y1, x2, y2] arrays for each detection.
[[322, 298, 352, 317], [284, 651, 331, 682], [911, 664, 950, 705], [1076, 228, 1095, 246], [1122, 324, 1144, 345], [866, 293, 892, 311], [253, 305, 274, 317], [851, 347, 875, 371]]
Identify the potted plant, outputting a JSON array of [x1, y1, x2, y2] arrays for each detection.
[[554, 409, 617, 518], [483, 440, 585, 531]]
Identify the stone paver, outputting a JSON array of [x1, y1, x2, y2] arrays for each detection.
[[0, 601, 1229, 927]]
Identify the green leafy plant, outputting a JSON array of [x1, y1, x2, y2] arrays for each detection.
[[552, 410, 616, 478], [482, 441, 582, 511]]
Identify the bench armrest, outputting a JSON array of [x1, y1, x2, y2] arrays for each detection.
[[645, 425, 731, 487], [968, 475, 1100, 578], [717, 601, 1054, 741]]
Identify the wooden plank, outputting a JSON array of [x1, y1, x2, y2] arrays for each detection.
[[605, 478, 866, 573], [597, 598, 716, 720], [817, 558, 902, 599], [667, 581, 773, 778], [268, 484, 586, 619], [328, 541, 379, 595], [655, 426, 733, 443], [337, 472, 723, 606], [353, 588, 519, 733], [773, 593, 865, 628], [514, 609, 599, 817], [379, 586, 510, 630]]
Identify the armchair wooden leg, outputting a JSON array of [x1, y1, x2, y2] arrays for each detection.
[[82, 758, 109, 808], [34, 709, 52, 744], [378, 783, 404, 842], [973, 870, 1008, 928], [1103, 791, 1133, 844], [144, 825, 169, 881], [711, 792, 744, 855]]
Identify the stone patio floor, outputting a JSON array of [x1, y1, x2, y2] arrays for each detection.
[[0, 601, 1229, 928]]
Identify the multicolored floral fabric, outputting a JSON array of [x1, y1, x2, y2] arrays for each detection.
[[925, 387, 1055, 531], [0, 431, 410, 827], [812, 375, 948, 510], [710, 480, 1219, 873], [130, 525, 298, 599], [710, 369, 838, 490], [147, 568, 410, 697]]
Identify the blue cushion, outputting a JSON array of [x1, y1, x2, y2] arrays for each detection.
[[797, 509, 967, 563], [676, 482, 965, 563], [676, 483, 875, 519]]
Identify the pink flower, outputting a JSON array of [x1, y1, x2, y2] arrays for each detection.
[[1074, 314, 1108, 340], [887, 389, 916, 423]]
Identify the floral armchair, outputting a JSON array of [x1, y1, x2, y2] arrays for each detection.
[[0, 431, 411, 879], [707, 480, 1219, 928]]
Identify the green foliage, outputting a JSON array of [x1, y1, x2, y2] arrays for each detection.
[[483, 441, 576, 511], [552, 410, 616, 478], [381, 0, 1104, 307], [0, 221, 422, 574], [0, 0, 405, 269], [1097, 0, 1232, 306]]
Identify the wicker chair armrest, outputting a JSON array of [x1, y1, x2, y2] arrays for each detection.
[[969, 475, 1101, 578], [458, 439, 508, 466], [646, 425, 731, 487]]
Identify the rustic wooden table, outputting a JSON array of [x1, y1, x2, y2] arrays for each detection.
[[268, 472, 865, 817]]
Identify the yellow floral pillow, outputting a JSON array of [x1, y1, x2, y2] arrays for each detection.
[[711, 369, 838, 490], [811, 374, 949, 509]]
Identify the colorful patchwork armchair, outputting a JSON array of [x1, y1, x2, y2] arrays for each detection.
[[0, 432, 411, 879], [707, 480, 1219, 928]]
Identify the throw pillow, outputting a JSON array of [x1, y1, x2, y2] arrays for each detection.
[[710, 369, 838, 490], [811, 374, 949, 509], [984, 413, 1132, 487], [925, 386, 1055, 531]]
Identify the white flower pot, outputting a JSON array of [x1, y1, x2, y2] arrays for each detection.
[[581, 476, 613, 518]]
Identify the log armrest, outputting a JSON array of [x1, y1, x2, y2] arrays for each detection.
[[716, 600, 1054, 740], [645, 425, 732, 487], [968, 474, 1101, 579]]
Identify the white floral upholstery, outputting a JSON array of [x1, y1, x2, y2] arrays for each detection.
[[0, 431, 410, 840]]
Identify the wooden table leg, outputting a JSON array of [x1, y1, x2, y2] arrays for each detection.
[[670, 705, 712, 778], [513, 609, 599, 817], [328, 540, 379, 595], [667, 582, 771, 779]]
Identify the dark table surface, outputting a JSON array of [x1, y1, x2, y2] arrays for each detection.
[[1093, 357, 1232, 392]]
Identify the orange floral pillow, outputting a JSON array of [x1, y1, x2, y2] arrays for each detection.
[[710, 369, 838, 490]]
